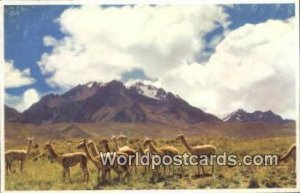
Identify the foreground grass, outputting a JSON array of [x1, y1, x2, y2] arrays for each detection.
[[5, 136, 296, 190]]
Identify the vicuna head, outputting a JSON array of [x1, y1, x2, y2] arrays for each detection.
[[118, 133, 128, 141], [87, 140, 95, 148], [142, 137, 153, 147], [77, 139, 88, 150], [176, 134, 184, 141], [111, 135, 117, 141], [44, 141, 52, 150]]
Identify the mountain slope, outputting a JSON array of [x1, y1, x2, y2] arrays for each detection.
[[20, 80, 221, 124], [61, 125, 91, 138], [223, 109, 290, 124], [5, 105, 21, 122]]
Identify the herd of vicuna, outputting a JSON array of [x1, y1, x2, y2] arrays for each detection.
[[5, 134, 296, 185]]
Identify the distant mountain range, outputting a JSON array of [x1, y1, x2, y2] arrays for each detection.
[[5, 80, 293, 125], [222, 109, 293, 124]]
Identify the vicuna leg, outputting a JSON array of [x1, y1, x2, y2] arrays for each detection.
[[97, 168, 101, 184], [201, 165, 205, 175], [80, 163, 89, 183], [211, 161, 214, 176], [20, 160, 25, 172], [9, 161, 13, 173], [5, 162, 9, 174], [67, 167, 72, 183], [62, 168, 67, 182], [123, 168, 130, 183]]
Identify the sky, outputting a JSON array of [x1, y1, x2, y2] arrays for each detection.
[[4, 4, 297, 119]]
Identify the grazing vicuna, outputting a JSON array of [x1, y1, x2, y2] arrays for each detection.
[[143, 138, 182, 174], [176, 134, 216, 176], [44, 141, 90, 183], [279, 143, 296, 163], [99, 139, 131, 183], [5, 137, 33, 174]]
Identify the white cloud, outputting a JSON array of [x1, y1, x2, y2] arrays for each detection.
[[5, 89, 40, 112], [158, 18, 296, 119], [4, 60, 35, 88], [38, 5, 228, 88]]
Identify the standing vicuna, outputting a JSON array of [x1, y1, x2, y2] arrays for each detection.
[[77, 139, 113, 184], [111, 135, 137, 173], [137, 141, 151, 174], [279, 143, 296, 165], [99, 139, 131, 183], [143, 137, 182, 174], [44, 141, 90, 183], [5, 137, 34, 174], [176, 134, 216, 176]]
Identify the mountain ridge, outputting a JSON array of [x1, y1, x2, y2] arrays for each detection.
[[5, 80, 293, 125], [16, 80, 221, 124], [223, 108, 293, 124]]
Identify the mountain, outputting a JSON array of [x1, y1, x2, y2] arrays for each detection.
[[5, 105, 21, 122], [223, 109, 292, 124], [19, 80, 221, 124]]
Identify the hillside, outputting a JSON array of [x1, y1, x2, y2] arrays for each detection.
[[5, 105, 21, 122]]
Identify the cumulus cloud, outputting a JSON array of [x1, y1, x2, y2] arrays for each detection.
[[159, 18, 296, 119], [38, 5, 228, 88], [5, 89, 40, 112], [4, 60, 35, 88]]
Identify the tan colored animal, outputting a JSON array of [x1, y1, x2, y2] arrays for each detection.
[[143, 137, 181, 174], [137, 141, 151, 173], [279, 143, 296, 163], [77, 139, 113, 184], [99, 139, 131, 183], [5, 137, 33, 174], [111, 135, 137, 173], [44, 141, 90, 183], [176, 134, 216, 176], [111, 135, 135, 154]]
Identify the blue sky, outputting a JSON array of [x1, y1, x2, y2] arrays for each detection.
[[4, 4, 297, 118]]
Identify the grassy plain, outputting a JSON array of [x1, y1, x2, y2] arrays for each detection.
[[5, 134, 296, 190]]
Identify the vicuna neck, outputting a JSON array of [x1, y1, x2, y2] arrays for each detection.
[[113, 138, 120, 151], [83, 144, 99, 165], [48, 144, 61, 162], [149, 142, 160, 154], [91, 142, 100, 156], [180, 137, 193, 153]]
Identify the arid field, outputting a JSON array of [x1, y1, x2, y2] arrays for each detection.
[[4, 123, 296, 190]]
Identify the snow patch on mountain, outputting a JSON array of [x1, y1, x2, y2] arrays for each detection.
[[84, 81, 106, 88], [127, 81, 167, 100]]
